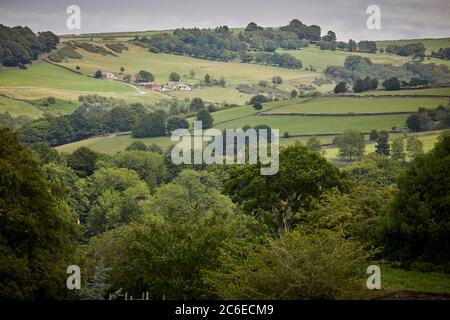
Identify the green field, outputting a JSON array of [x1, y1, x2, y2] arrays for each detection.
[[59, 44, 319, 86], [169, 86, 253, 105], [214, 114, 408, 134], [53, 43, 323, 103], [211, 98, 311, 124], [0, 60, 169, 104], [355, 87, 450, 96], [264, 97, 448, 114], [324, 130, 443, 160], [27, 98, 79, 115], [381, 266, 450, 294], [376, 38, 450, 54], [376, 38, 450, 68], [0, 95, 43, 118], [281, 47, 412, 72], [0, 61, 135, 92], [56, 134, 175, 154]]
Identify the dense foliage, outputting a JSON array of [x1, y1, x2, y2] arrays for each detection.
[[406, 104, 450, 132], [137, 20, 310, 69], [0, 24, 59, 66], [383, 132, 450, 268], [0, 128, 77, 298], [325, 55, 449, 85], [385, 42, 426, 58], [431, 47, 450, 60], [224, 144, 345, 231]]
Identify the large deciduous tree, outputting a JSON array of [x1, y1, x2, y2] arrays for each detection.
[[383, 132, 450, 266], [224, 143, 345, 231], [0, 128, 77, 299]]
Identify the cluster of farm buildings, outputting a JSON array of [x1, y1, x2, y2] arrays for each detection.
[[136, 82, 192, 92], [101, 72, 193, 92]]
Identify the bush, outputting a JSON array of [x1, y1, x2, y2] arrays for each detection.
[[249, 94, 272, 105], [169, 72, 181, 82], [205, 230, 368, 299], [166, 115, 189, 134], [125, 141, 148, 151], [253, 102, 263, 111], [353, 78, 366, 93], [196, 109, 214, 129], [382, 77, 401, 91], [334, 82, 347, 94], [47, 96, 56, 105]]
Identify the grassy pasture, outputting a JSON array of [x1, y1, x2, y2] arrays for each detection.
[[211, 98, 311, 124], [169, 86, 253, 105], [381, 266, 450, 294], [354, 87, 450, 97], [281, 47, 412, 72], [376, 38, 450, 54], [55, 125, 444, 158], [55, 43, 323, 103], [56, 134, 175, 154], [264, 97, 449, 114], [376, 38, 450, 68], [58, 44, 321, 86], [0, 61, 170, 104], [214, 114, 408, 135], [0, 61, 135, 93], [29, 98, 78, 116], [0, 95, 43, 118], [323, 130, 444, 160]]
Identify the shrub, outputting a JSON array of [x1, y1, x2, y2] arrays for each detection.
[[169, 72, 181, 82], [253, 102, 263, 111], [382, 77, 401, 91], [334, 82, 347, 94], [205, 230, 368, 299]]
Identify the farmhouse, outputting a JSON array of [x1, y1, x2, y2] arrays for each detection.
[[151, 82, 162, 91], [136, 82, 153, 89], [135, 81, 192, 92], [102, 72, 115, 79], [175, 84, 192, 91]]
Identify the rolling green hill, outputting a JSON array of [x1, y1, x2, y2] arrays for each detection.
[[0, 60, 168, 104]]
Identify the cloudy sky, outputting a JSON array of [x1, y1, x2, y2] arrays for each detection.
[[0, 0, 449, 41]]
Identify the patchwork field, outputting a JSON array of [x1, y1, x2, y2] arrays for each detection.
[[1, 34, 447, 160], [54, 43, 323, 102], [55, 89, 449, 156]]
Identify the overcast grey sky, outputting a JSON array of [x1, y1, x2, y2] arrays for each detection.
[[0, 0, 449, 41]]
